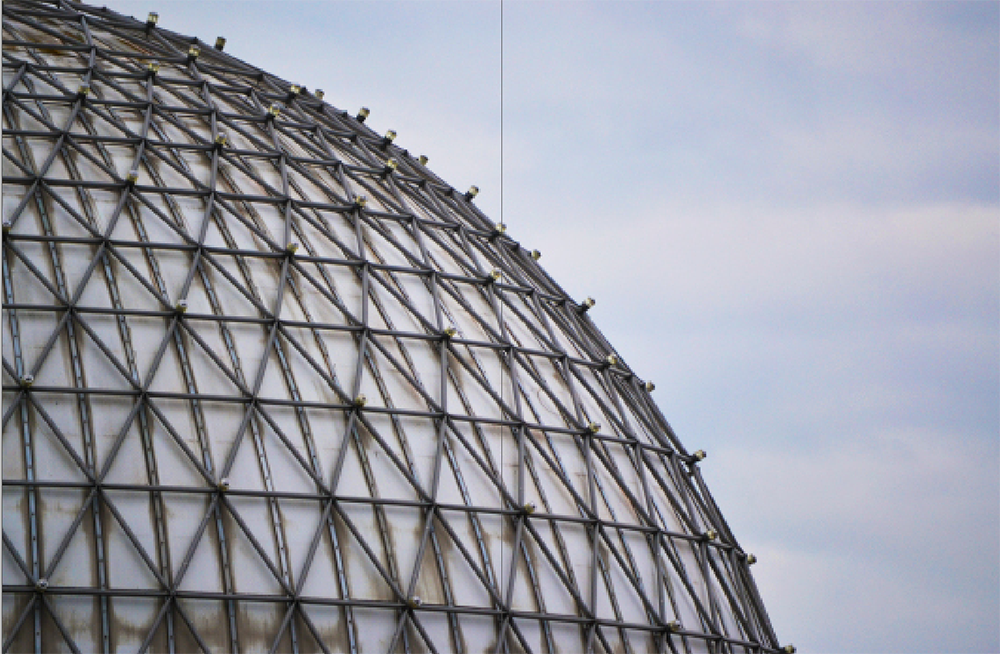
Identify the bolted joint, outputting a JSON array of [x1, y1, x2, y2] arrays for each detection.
[[643, 380, 656, 393], [214, 133, 228, 150], [35, 578, 49, 593], [126, 169, 139, 185], [356, 107, 370, 123], [2, 220, 12, 235], [381, 158, 398, 178], [491, 222, 506, 238], [407, 596, 422, 609], [380, 129, 397, 149], [187, 45, 200, 62], [145, 12, 158, 32], [214, 36, 226, 51], [464, 185, 479, 201], [586, 422, 601, 434], [530, 249, 542, 261], [442, 326, 458, 340], [666, 620, 682, 633], [352, 394, 367, 408], [217, 477, 230, 492], [523, 501, 537, 515], [485, 269, 501, 284], [703, 529, 718, 542], [19, 374, 34, 389], [782, 646, 797, 654], [746, 553, 757, 565], [418, 154, 429, 166], [578, 297, 596, 314], [287, 84, 302, 102], [692, 449, 707, 462], [146, 60, 160, 77], [604, 354, 619, 368], [353, 195, 367, 210], [266, 103, 282, 121], [77, 84, 90, 100], [174, 299, 188, 314], [314, 89, 325, 102], [285, 242, 299, 256]]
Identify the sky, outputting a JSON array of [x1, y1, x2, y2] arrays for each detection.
[[94, 2, 1000, 652]]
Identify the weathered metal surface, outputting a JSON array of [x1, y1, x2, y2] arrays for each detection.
[[2, 1, 781, 651]]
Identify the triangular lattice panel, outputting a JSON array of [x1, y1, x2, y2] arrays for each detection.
[[2, 1, 781, 651]]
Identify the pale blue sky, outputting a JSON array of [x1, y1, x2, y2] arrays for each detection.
[[95, 2, 1000, 651]]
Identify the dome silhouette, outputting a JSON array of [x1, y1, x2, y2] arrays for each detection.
[[2, 1, 784, 652]]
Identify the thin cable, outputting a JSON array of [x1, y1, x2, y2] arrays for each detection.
[[499, 0, 506, 640]]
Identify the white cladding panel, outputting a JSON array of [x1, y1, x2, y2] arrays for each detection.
[[2, 1, 781, 652]]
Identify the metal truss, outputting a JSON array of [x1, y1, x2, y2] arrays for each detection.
[[1, 0, 785, 652]]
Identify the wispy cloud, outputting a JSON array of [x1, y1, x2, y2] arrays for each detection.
[[716, 427, 999, 653]]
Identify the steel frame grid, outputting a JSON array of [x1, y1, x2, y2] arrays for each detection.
[[1, 0, 783, 652]]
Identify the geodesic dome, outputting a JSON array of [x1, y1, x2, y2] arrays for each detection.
[[2, 1, 785, 652]]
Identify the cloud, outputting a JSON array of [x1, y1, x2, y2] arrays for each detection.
[[730, 1, 999, 81], [500, 2, 999, 209], [713, 428, 999, 653], [527, 200, 998, 319], [529, 196, 998, 438]]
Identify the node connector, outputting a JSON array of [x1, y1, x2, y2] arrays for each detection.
[[285, 242, 299, 255], [493, 222, 506, 236], [35, 578, 48, 593], [2, 220, 12, 234], [523, 501, 537, 515], [530, 249, 542, 261], [19, 374, 34, 388], [381, 129, 397, 148], [587, 422, 601, 434], [267, 103, 282, 120], [666, 620, 682, 633], [578, 297, 596, 313], [77, 84, 90, 99], [464, 185, 479, 201], [146, 12, 158, 30], [487, 269, 501, 283], [287, 84, 302, 101], [187, 45, 200, 61], [382, 158, 398, 177], [314, 89, 325, 101], [605, 354, 618, 366], [353, 195, 367, 209], [126, 169, 139, 185], [174, 299, 188, 314], [692, 449, 707, 462], [782, 646, 797, 654], [147, 60, 160, 76], [352, 394, 367, 408], [407, 596, 422, 608], [418, 155, 428, 166], [218, 477, 230, 492], [746, 553, 757, 565], [214, 36, 227, 51], [356, 107, 370, 122], [703, 529, 718, 541], [644, 381, 656, 392], [443, 326, 458, 339], [214, 133, 228, 149]]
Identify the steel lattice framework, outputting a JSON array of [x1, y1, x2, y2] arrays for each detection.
[[2, 1, 784, 652]]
